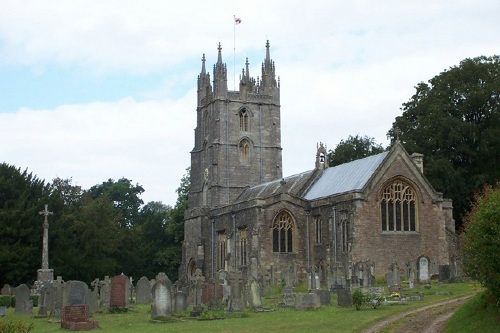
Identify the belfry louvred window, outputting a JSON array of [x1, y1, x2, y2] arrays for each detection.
[[381, 180, 417, 232]]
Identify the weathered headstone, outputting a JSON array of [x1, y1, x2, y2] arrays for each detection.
[[110, 275, 127, 308], [337, 289, 352, 307], [52, 276, 65, 317], [38, 284, 56, 316], [439, 265, 450, 282], [151, 272, 172, 320], [190, 269, 205, 307], [174, 291, 187, 312], [248, 277, 261, 308], [1, 284, 11, 296], [14, 284, 32, 314], [61, 304, 99, 330], [282, 286, 296, 307], [64, 281, 88, 306], [295, 293, 321, 310], [314, 289, 331, 306], [99, 276, 110, 308], [136, 276, 152, 304], [418, 256, 430, 283]]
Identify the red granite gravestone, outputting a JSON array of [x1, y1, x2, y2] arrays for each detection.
[[110, 275, 127, 308], [61, 304, 99, 330]]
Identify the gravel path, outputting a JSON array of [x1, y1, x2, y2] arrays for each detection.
[[361, 295, 472, 333]]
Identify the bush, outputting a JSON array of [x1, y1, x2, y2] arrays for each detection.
[[352, 288, 365, 310], [0, 321, 34, 333], [0, 295, 12, 307], [462, 184, 500, 302]]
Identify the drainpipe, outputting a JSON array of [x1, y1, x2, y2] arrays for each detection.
[[305, 210, 311, 287], [211, 218, 215, 280], [232, 213, 236, 269], [333, 206, 337, 265]]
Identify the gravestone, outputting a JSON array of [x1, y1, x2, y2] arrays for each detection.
[[38, 284, 56, 316], [248, 277, 261, 308], [64, 281, 88, 306], [418, 256, 430, 283], [314, 289, 331, 306], [1, 284, 11, 296], [0, 306, 7, 316], [281, 286, 296, 307], [52, 276, 65, 317], [61, 304, 99, 330], [136, 276, 152, 304], [386, 263, 400, 286], [229, 271, 244, 311], [99, 276, 110, 308], [295, 293, 321, 310], [151, 272, 172, 320], [190, 269, 205, 307], [110, 275, 127, 308], [14, 284, 32, 314], [439, 265, 450, 282], [337, 289, 352, 307], [174, 291, 187, 312]]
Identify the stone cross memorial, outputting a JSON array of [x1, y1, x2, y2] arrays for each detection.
[[37, 204, 54, 283]]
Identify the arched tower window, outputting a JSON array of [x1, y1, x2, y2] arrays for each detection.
[[239, 109, 249, 132], [239, 139, 251, 164], [273, 211, 294, 253], [380, 180, 418, 232]]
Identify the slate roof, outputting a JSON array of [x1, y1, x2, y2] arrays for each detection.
[[303, 151, 389, 200], [234, 170, 315, 202], [234, 151, 389, 203]]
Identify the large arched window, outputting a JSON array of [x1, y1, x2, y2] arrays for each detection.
[[239, 109, 249, 132], [273, 211, 294, 253], [381, 180, 418, 232]]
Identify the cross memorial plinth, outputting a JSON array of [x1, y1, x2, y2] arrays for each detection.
[[37, 204, 54, 283]]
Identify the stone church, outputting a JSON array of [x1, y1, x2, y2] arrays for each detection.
[[180, 41, 461, 290]]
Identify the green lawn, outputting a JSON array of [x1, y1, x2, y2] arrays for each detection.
[[0, 282, 483, 333], [445, 290, 500, 333]]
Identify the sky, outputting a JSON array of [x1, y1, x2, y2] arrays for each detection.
[[1, 1, 499, 207]]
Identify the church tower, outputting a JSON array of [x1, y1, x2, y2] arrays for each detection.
[[188, 41, 282, 209]]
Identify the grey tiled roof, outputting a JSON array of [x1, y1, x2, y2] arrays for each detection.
[[234, 170, 315, 202], [303, 151, 389, 200]]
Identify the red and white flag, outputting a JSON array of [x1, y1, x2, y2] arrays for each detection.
[[234, 17, 242, 24]]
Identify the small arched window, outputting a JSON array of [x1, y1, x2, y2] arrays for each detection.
[[239, 139, 250, 164], [273, 211, 294, 253], [380, 180, 418, 232], [239, 109, 249, 131]]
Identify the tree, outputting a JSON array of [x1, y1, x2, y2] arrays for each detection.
[[132, 201, 171, 278], [155, 167, 189, 281], [390, 55, 500, 228], [87, 178, 144, 229], [462, 184, 500, 301], [328, 134, 385, 167], [0, 163, 51, 285]]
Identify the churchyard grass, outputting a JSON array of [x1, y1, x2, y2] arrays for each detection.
[[0, 281, 482, 333], [445, 290, 500, 333]]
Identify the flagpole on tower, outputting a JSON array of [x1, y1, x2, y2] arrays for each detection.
[[233, 16, 241, 91]]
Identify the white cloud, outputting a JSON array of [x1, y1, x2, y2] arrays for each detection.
[[1, 0, 499, 205], [1, 94, 195, 205]]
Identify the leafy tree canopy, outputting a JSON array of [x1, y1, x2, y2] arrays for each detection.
[[462, 184, 500, 301], [390, 55, 500, 228], [87, 178, 144, 228], [328, 134, 385, 167]]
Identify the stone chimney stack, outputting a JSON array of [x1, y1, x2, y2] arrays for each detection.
[[411, 153, 424, 173]]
